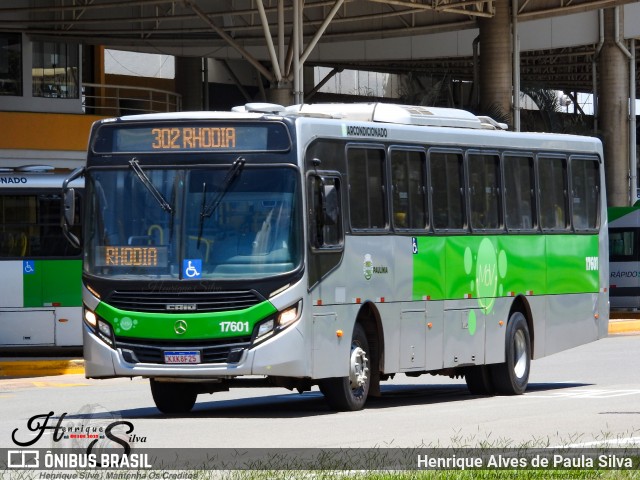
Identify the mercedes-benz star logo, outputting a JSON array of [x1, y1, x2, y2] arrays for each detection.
[[174, 319, 188, 335]]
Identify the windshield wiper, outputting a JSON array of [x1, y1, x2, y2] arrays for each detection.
[[201, 157, 246, 219], [129, 157, 173, 213], [197, 157, 245, 246]]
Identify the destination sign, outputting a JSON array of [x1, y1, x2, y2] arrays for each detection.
[[150, 127, 236, 149], [92, 122, 291, 153], [95, 246, 168, 268]]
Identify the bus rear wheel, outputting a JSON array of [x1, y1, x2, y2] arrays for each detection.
[[319, 323, 370, 411], [490, 311, 531, 395], [150, 379, 198, 414]]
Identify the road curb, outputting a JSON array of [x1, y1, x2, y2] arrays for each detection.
[[1, 319, 638, 378], [0, 359, 84, 378], [608, 319, 640, 335]]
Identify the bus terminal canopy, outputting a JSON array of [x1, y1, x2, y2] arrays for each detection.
[[1, 0, 639, 93]]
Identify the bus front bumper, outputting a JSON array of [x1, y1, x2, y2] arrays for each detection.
[[82, 323, 307, 379]]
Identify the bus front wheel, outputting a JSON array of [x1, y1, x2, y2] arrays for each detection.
[[319, 323, 371, 411], [490, 311, 531, 395], [150, 379, 198, 414]]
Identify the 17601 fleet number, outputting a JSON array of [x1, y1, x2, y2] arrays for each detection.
[[220, 321, 250, 333]]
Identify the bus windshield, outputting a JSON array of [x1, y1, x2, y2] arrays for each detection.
[[84, 165, 302, 280]]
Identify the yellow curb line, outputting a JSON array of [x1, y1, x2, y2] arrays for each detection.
[[0, 359, 84, 378], [608, 320, 640, 335]]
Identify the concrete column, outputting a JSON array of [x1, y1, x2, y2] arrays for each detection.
[[599, 8, 630, 207], [266, 84, 293, 106], [478, 0, 512, 126], [175, 56, 203, 111]]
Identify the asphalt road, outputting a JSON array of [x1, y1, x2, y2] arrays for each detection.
[[1, 333, 639, 451]]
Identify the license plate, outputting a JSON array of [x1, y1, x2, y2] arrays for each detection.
[[164, 351, 201, 364]]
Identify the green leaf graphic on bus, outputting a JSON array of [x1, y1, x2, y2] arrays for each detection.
[[113, 316, 138, 334], [465, 237, 508, 320]]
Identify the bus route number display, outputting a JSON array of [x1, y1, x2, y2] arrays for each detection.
[[151, 127, 236, 150], [93, 123, 291, 153]]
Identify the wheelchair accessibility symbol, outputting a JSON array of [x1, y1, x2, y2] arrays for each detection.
[[23, 260, 35, 275], [183, 259, 202, 279]]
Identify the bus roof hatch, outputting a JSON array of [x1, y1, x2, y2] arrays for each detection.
[[287, 103, 506, 130]]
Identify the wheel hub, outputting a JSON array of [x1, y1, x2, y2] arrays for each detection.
[[513, 329, 527, 379], [349, 346, 369, 389]]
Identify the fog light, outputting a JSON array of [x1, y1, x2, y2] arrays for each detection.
[[257, 319, 274, 338], [97, 319, 114, 346], [227, 348, 245, 363], [98, 320, 111, 337]]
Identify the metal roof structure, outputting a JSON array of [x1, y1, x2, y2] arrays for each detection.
[[1, 0, 639, 95]]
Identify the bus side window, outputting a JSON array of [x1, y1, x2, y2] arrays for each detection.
[[609, 229, 638, 261], [430, 151, 465, 231], [468, 152, 501, 230], [309, 175, 343, 249], [0, 192, 80, 259], [504, 154, 535, 231], [539, 156, 568, 231], [390, 148, 428, 230], [347, 147, 387, 230]]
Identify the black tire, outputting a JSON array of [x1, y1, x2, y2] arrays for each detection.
[[319, 323, 371, 411], [465, 365, 494, 395], [490, 311, 531, 395], [150, 379, 197, 414]]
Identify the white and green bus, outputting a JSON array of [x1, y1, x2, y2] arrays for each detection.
[[608, 203, 640, 310], [0, 166, 83, 350], [63, 103, 609, 413]]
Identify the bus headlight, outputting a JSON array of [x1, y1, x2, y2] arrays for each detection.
[[85, 308, 115, 347], [84, 309, 97, 327], [277, 300, 302, 328], [254, 300, 302, 344]]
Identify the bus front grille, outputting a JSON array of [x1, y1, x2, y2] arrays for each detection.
[[108, 290, 262, 313], [115, 338, 252, 364]]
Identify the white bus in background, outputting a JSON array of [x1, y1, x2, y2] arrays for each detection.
[[609, 204, 640, 310], [0, 166, 83, 350]]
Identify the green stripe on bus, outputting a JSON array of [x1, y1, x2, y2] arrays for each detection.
[[23, 259, 82, 307], [95, 300, 278, 340], [413, 235, 599, 304], [608, 205, 640, 223]]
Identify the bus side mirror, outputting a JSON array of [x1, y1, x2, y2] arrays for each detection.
[[62, 166, 84, 249], [63, 188, 76, 227]]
